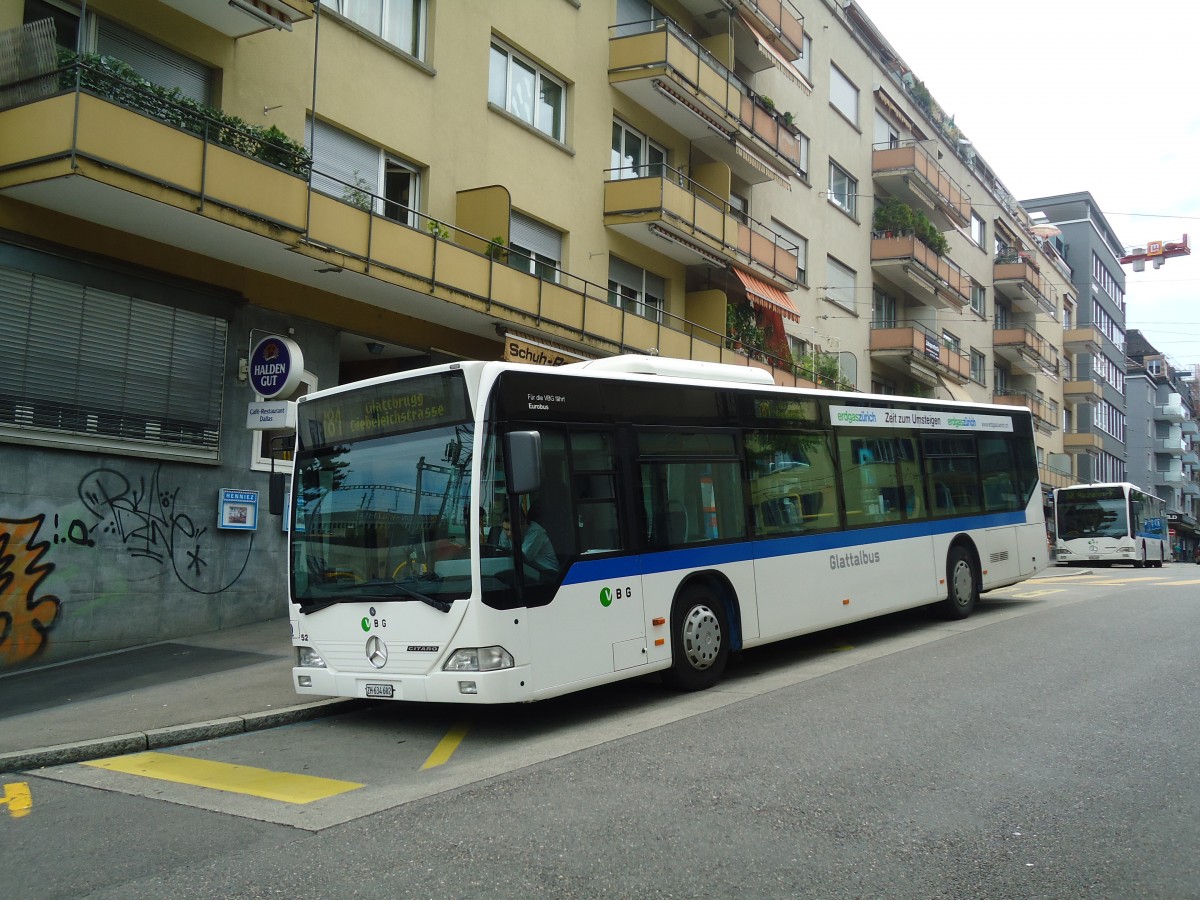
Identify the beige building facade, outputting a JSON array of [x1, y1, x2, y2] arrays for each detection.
[[0, 0, 1077, 664]]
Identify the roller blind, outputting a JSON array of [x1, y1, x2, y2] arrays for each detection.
[[306, 116, 381, 202], [0, 265, 227, 451], [96, 20, 212, 105]]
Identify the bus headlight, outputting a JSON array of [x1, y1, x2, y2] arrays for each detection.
[[297, 646, 327, 668], [443, 646, 514, 672]]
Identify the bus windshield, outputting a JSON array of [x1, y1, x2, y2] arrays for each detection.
[[290, 371, 477, 612], [1056, 487, 1128, 539]]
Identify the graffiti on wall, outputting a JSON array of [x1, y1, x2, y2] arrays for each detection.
[[76, 465, 253, 594], [1, 462, 259, 664], [0, 515, 61, 666]]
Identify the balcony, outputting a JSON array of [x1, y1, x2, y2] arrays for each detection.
[[994, 390, 1059, 434], [870, 235, 969, 310], [1183, 449, 1199, 465], [872, 142, 970, 231], [675, 0, 806, 76], [1156, 469, 1184, 485], [1155, 396, 1186, 422], [0, 58, 819, 380], [1155, 436, 1185, 455], [1063, 324, 1103, 355], [1182, 419, 1199, 435], [608, 20, 805, 186], [1184, 479, 1200, 498], [163, 0, 314, 36], [993, 253, 1054, 316], [868, 323, 970, 386], [1062, 430, 1104, 453], [1062, 375, 1103, 407], [603, 165, 799, 287], [993, 323, 1060, 375]]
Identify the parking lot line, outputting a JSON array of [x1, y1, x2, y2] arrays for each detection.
[[83, 752, 363, 804]]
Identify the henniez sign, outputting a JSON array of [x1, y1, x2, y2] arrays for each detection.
[[249, 335, 304, 399]]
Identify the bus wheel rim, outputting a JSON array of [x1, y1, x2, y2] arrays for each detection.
[[682, 605, 721, 670], [952, 560, 973, 605]]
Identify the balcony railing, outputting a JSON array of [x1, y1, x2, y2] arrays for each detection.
[[1063, 375, 1103, 406], [1063, 324, 1103, 355], [871, 141, 970, 230], [993, 390, 1058, 431], [603, 163, 799, 286], [0, 58, 831, 391], [1155, 436, 1185, 455], [734, 0, 806, 59], [870, 234, 969, 309], [993, 323, 1060, 373], [868, 321, 970, 383]]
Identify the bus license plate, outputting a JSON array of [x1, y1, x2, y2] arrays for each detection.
[[365, 683, 394, 699], [1088, 555, 1100, 560]]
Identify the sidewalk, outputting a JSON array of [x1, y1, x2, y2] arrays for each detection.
[[0, 617, 360, 775]]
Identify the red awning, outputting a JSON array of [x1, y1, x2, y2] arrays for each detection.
[[733, 269, 800, 322]]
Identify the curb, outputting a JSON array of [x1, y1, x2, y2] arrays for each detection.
[[0, 698, 367, 775]]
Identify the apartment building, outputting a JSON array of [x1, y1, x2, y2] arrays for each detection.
[[0, 0, 1076, 665], [1124, 330, 1199, 559], [1021, 192, 1129, 486]]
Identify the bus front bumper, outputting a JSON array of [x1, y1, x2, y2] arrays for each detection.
[[292, 664, 534, 704]]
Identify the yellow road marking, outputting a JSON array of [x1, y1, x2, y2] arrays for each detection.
[[2, 782, 32, 818], [1007, 588, 1066, 597], [422, 721, 471, 770], [83, 752, 362, 804]]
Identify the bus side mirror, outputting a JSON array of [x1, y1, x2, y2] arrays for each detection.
[[269, 471, 285, 516], [506, 430, 542, 495]]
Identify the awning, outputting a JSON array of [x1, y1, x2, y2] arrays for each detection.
[[736, 12, 811, 94], [733, 269, 800, 322]]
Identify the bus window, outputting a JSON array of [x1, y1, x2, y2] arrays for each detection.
[[979, 435, 1021, 512], [745, 429, 840, 536], [638, 431, 744, 548], [922, 435, 981, 516], [569, 430, 621, 554], [837, 432, 913, 527]]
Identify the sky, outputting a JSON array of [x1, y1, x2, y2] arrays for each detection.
[[858, 0, 1200, 371]]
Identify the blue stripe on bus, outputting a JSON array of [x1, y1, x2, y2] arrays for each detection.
[[560, 511, 1028, 585]]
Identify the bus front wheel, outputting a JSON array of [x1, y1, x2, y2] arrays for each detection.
[[662, 586, 730, 691], [937, 546, 978, 620]]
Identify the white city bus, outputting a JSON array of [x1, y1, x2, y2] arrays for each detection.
[[1053, 482, 1168, 567], [287, 356, 1047, 704]]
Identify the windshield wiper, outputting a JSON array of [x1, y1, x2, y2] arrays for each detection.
[[355, 578, 452, 613]]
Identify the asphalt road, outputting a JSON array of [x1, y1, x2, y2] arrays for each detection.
[[4, 567, 1199, 899]]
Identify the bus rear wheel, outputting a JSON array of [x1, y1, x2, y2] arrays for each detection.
[[937, 546, 978, 620], [662, 586, 729, 691]]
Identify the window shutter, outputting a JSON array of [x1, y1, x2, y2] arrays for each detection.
[[96, 20, 212, 105], [306, 117, 381, 201], [0, 264, 227, 451], [509, 212, 562, 264]]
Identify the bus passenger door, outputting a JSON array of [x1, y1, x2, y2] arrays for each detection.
[[526, 428, 647, 692]]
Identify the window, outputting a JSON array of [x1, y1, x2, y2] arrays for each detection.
[[614, 0, 665, 36], [836, 431, 920, 527], [611, 120, 666, 179], [794, 131, 811, 180], [729, 192, 749, 224], [970, 280, 986, 317], [871, 288, 896, 328], [942, 331, 961, 353], [970, 349, 986, 385], [489, 40, 566, 141], [824, 256, 857, 313], [638, 432, 745, 547], [994, 366, 1008, 395], [608, 258, 665, 322], [331, 0, 425, 58], [873, 112, 900, 149], [509, 212, 563, 282], [829, 64, 859, 125], [772, 220, 806, 285], [252, 371, 316, 472], [795, 33, 812, 80], [828, 161, 857, 217], [0, 263, 226, 457], [25, 3, 214, 104], [307, 117, 421, 226], [746, 430, 841, 536], [970, 212, 985, 247]]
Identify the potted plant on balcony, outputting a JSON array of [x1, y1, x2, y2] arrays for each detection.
[[873, 197, 914, 238], [913, 209, 950, 257]]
